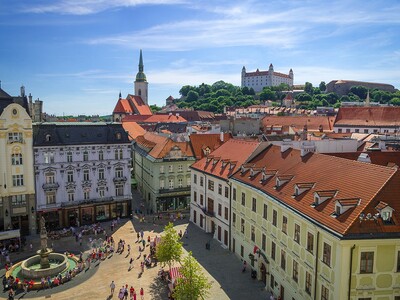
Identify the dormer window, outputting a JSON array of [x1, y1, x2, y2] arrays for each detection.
[[45, 134, 51, 142], [260, 169, 277, 183], [375, 201, 394, 223], [206, 155, 213, 164], [249, 167, 262, 178], [229, 161, 237, 171], [293, 182, 315, 196], [275, 175, 294, 188], [334, 198, 360, 216], [313, 190, 337, 206], [221, 159, 229, 168], [212, 157, 220, 166], [241, 163, 253, 174]]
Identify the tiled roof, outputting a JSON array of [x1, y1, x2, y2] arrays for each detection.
[[327, 151, 400, 168], [136, 132, 194, 159], [189, 133, 232, 160], [262, 116, 335, 132], [231, 145, 399, 236], [123, 114, 187, 123], [334, 107, 400, 127], [113, 94, 152, 116], [244, 70, 290, 79], [191, 139, 261, 180], [122, 121, 146, 140]]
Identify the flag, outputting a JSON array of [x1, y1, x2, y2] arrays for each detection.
[[253, 245, 259, 254]]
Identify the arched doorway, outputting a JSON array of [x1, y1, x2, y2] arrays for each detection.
[[260, 263, 267, 285]]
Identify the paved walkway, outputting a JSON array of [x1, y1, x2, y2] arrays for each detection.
[[0, 189, 272, 299]]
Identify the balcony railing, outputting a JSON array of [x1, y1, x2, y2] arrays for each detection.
[[42, 182, 60, 191], [113, 176, 127, 183], [201, 207, 215, 217]]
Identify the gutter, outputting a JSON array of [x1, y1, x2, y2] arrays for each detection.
[[348, 244, 356, 300]]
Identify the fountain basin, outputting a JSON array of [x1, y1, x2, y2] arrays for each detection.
[[20, 253, 69, 279]]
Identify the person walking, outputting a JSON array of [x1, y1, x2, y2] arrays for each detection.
[[110, 280, 116, 295], [127, 244, 131, 255], [130, 286, 134, 299], [129, 257, 134, 270], [140, 287, 144, 300]]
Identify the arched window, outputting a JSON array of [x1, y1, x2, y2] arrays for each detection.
[[11, 153, 23, 165], [138, 89, 142, 96], [45, 134, 51, 142]]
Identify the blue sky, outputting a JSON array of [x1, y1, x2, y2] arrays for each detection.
[[0, 0, 399, 116]]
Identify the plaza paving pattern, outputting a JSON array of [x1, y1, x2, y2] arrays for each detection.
[[1, 216, 271, 300]]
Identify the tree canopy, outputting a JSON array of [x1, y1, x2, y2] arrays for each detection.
[[156, 223, 183, 270], [172, 252, 211, 300]]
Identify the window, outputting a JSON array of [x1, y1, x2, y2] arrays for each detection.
[[45, 172, 55, 184], [251, 225, 255, 242], [99, 188, 105, 198], [360, 252, 374, 274], [271, 241, 276, 260], [115, 184, 123, 196], [218, 184, 222, 195], [241, 218, 245, 234], [11, 153, 23, 165], [281, 249, 286, 270], [323, 243, 331, 266], [98, 168, 105, 180], [82, 169, 89, 181], [83, 151, 89, 161], [200, 177, 204, 187], [232, 212, 236, 226], [67, 171, 74, 183], [193, 173, 197, 184], [272, 210, 277, 226], [224, 186, 229, 198], [187, 176, 191, 186], [293, 260, 298, 282], [178, 164, 183, 172], [46, 192, 56, 204], [8, 132, 23, 143], [262, 234, 266, 251], [240, 245, 244, 258], [305, 271, 312, 295], [160, 166, 165, 174], [397, 251, 400, 272], [364, 129, 369, 134], [224, 207, 228, 220], [67, 152, 73, 162], [193, 210, 197, 223], [68, 192, 74, 202], [252, 197, 257, 212], [270, 274, 275, 289], [200, 194, 204, 205], [12, 175, 24, 186], [160, 179, 165, 189], [84, 190, 90, 200], [294, 224, 300, 243], [321, 285, 329, 300], [169, 179, 174, 189], [263, 204, 268, 220], [98, 150, 104, 161], [178, 178, 183, 188], [11, 195, 26, 206], [168, 165, 174, 173], [208, 180, 214, 191], [193, 191, 197, 203], [233, 188, 236, 200], [44, 152, 54, 164], [282, 216, 287, 234], [307, 232, 314, 254], [218, 204, 222, 216], [115, 167, 123, 178], [241, 192, 246, 206]]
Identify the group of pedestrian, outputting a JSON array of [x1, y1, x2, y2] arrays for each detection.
[[111, 281, 144, 300]]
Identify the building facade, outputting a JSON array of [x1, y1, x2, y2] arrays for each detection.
[[133, 132, 195, 213], [241, 64, 293, 93], [0, 90, 36, 235], [33, 122, 132, 228], [230, 145, 400, 300]]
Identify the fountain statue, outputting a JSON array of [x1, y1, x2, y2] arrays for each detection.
[[38, 216, 52, 269]]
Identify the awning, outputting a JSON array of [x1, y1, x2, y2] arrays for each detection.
[[169, 267, 183, 281], [0, 229, 20, 241]]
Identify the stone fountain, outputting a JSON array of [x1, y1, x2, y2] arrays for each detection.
[[38, 216, 52, 268]]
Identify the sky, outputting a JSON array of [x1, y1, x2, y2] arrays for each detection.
[[0, 0, 399, 116]]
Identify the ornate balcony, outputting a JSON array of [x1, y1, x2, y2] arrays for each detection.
[[42, 182, 60, 191], [113, 176, 127, 183]]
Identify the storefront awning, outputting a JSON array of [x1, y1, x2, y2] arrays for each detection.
[[0, 229, 20, 241], [169, 267, 183, 281]]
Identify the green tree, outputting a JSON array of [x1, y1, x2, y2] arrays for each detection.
[[304, 82, 314, 95], [390, 97, 400, 106], [179, 85, 194, 97], [186, 90, 199, 102], [295, 92, 312, 102], [172, 252, 211, 300], [150, 104, 162, 113], [259, 88, 276, 101], [319, 81, 326, 92], [156, 223, 183, 270], [349, 86, 368, 99]]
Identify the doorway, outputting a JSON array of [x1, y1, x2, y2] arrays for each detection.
[[260, 263, 267, 285], [280, 284, 285, 300]]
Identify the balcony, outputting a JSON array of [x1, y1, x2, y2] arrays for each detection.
[[113, 176, 127, 183], [61, 196, 114, 207], [201, 207, 215, 217], [42, 182, 60, 191], [159, 186, 190, 194]]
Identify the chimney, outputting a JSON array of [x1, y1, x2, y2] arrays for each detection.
[[220, 131, 224, 142], [20, 85, 25, 97]]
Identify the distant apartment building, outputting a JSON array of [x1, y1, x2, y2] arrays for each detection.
[[33, 122, 132, 228], [241, 64, 293, 93]]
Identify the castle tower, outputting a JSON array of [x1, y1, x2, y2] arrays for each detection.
[[241, 66, 246, 87], [268, 63, 274, 86], [134, 49, 148, 104], [289, 68, 294, 87]]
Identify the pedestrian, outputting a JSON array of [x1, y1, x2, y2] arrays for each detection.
[[118, 287, 125, 300], [133, 289, 137, 300], [140, 261, 144, 273], [110, 280, 115, 295], [124, 286, 129, 300], [242, 260, 247, 273], [185, 228, 188, 239], [130, 286, 134, 299], [142, 239, 145, 248], [136, 232, 140, 242], [129, 257, 134, 270], [140, 287, 144, 300], [127, 244, 131, 255]]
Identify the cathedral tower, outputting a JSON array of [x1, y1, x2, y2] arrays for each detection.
[[134, 49, 148, 104]]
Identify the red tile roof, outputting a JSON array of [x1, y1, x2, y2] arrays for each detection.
[[191, 139, 261, 180], [334, 107, 400, 127], [113, 94, 152, 116], [123, 114, 187, 123], [231, 145, 399, 236], [122, 121, 146, 140], [262, 116, 335, 132], [326, 151, 400, 168], [189, 133, 232, 160]]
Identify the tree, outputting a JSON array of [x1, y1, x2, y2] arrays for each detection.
[[259, 88, 276, 101], [186, 90, 199, 102], [390, 97, 400, 106], [295, 92, 312, 102], [304, 82, 313, 95], [156, 223, 183, 270], [179, 85, 194, 97], [319, 81, 326, 92], [150, 104, 162, 113], [349, 86, 368, 99], [173, 252, 211, 300]]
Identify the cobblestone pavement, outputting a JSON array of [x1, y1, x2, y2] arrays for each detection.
[[0, 190, 271, 300]]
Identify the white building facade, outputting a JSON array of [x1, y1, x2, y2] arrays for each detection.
[[241, 64, 293, 93], [33, 122, 132, 228]]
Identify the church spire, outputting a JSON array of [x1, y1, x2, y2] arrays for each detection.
[[135, 49, 147, 82], [139, 49, 144, 72]]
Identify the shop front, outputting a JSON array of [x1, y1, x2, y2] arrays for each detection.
[[156, 195, 190, 212], [40, 210, 61, 229]]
